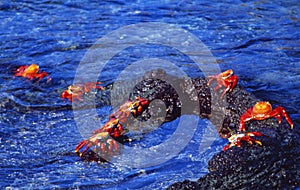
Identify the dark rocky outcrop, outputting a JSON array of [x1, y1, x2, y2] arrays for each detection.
[[85, 69, 299, 189]]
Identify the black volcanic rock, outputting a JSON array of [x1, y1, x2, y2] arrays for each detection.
[[82, 69, 299, 189]]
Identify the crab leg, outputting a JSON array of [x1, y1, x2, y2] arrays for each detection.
[[239, 107, 254, 131], [223, 132, 265, 151], [272, 107, 294, 129]]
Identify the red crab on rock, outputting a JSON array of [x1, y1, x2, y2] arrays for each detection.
[[75, 97, 150, 160], [223, 131, 264, 151], [239, 101, 294, 131], [14, 64, 50, 81], [207, 69, 238, 98], [61, 82, 104, 102]]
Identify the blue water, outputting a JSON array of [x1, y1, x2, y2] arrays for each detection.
[[1, 0, 299, 189]]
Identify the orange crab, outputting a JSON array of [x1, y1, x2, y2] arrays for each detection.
[[61, 82, 104, 102], [75, 97, 150, 160], [207, 69, 238, 98], [239, 101, 294, 131], [14, 64, 50, 81], [223, 131, 264, 151]]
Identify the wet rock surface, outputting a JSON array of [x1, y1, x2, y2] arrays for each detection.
[[168, 125, 299, 189], [94, 70, 299, 189]]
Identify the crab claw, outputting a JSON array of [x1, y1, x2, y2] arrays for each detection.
[[223, 131, 265, 151], [241, 131, 264, 145], [14, 65, 28, 76], [75, 132, 121, 160]]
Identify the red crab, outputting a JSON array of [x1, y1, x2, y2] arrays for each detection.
[[14, 64, 50, 81], [75, 97, 150, 160], [239, 101, 294, 131], [61, 82, 104, 102], [207, 69, 238, 98], [223, 131, 264, 151]]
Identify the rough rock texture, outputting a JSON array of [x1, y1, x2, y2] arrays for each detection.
[[90, 69, 299, 189], [127, 69, 259, 138], [168, 125, 299, 189]]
